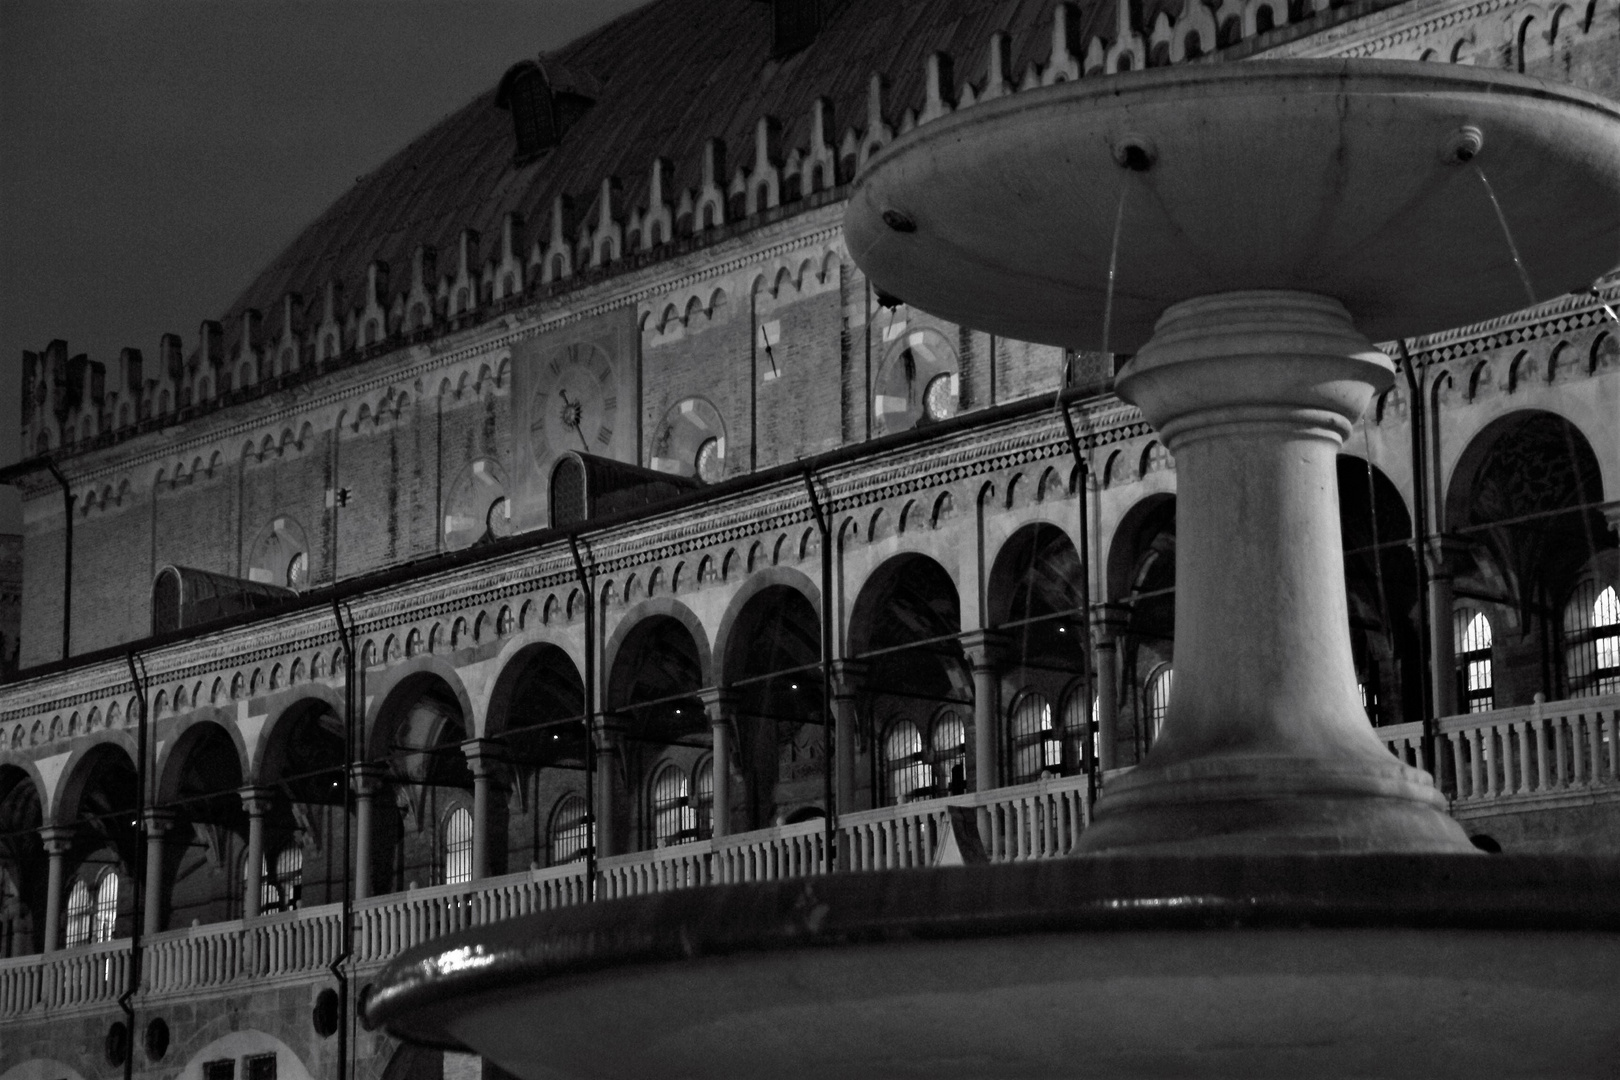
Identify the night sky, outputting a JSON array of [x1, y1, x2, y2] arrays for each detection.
[[0, 0, 645, 534]]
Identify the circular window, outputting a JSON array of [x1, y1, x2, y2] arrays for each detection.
[[923, 373, 958, 422], [312, 988, 340, 1038], [105, 1022, 130, 1067], [486, 497, 513, 539], [286, 551, 308, 589], [145, 1018, 170, 1062], [695, 438, 723, 483]]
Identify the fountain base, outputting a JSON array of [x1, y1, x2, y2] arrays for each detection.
[[367, 854, 1620, 1080]]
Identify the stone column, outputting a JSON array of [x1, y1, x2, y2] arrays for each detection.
[[1090, 604, 1132, 772], [462, 740, 510, 881], [593, 717, 625, 859], [350, 764, 388, 902], [1428, 536, 1466, 720], [1080, 291, 1471, 853], [238, 791, 274, 920], [830, 660, 870, 813], [960, 630, 1009, 792], [143, 808, 178, 935], [40, 826, 74, 953], [698, 690, 736, 838]]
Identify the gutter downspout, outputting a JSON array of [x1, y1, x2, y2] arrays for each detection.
[[120, 650, 150, 1080], [1398, 340, 1437, 778], [1058, 404, 1098, 821], [567, 536, 597, 901], [801, 470, 836, 868], [330, 601, 357, 1080]]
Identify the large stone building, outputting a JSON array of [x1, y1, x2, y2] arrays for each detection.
[[2, 1, 1617, 1078]]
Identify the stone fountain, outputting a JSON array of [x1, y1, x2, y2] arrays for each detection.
[[366, 61, 1620, 1077]]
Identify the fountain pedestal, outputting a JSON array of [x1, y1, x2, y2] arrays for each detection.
[[1079, 290, 1471, 853]]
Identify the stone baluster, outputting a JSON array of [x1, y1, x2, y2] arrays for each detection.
[[1516, 720, 1534, 794]]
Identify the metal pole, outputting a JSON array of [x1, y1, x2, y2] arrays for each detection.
[[1398, 341, 1437, 776], [567, 536, 597, 900], [120, 650, 149, 1080], [330, 601, 355, 1080], [802, 470, 836, 870]]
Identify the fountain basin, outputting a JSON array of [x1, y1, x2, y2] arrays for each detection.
[[367, 855, 1620, 1079], [845, 60, 1620, 353]]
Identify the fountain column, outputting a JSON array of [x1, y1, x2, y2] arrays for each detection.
[[1078, 291, 1473, 853]]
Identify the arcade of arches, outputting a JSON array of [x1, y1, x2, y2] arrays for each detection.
[[2, 408, 1613, 957]]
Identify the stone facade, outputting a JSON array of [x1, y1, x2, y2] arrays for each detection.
[[3, 2, 1618, 1080]]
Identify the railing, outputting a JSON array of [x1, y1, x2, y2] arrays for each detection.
[[1378, 695, 1620, 805], [352, 862, 586, 965], [0, 938, 126, 1016]]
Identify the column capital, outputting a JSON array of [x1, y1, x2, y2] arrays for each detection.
[[1423, 534, 1473, 579], [39, 825, 75, 855], [143, 807, 181, 835], [696, 688, 738, 720], [237, 787, 277, 819], [349, 762, 389, 795], [830, 659, 870, 698], [461, 739, 512, 785], [959, 629, 1011, 669], [1090, 602, 1132, 639]]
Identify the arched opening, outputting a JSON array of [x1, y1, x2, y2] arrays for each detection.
[[1447, 411, 1612, 706], [370, 675, 473, 891], [55, 745, 140, 946], [259, 699, 347, 910], [1338, 456, 1420, 728], [848, 554, 967, 804], [0, 767, 43, 956], [1109, 496, 1176, 759], [158, 721, 246, 928], [607, 615, 707, 852], [486, 644, 587, 869], [723, 585, 822, 827]]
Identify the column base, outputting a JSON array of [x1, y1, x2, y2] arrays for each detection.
[[1076, 753, 1475, 855]]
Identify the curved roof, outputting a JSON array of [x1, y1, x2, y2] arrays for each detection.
[[218, 0, 1135, 351]]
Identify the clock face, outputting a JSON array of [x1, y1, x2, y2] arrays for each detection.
[[530, 342, 619, 464]]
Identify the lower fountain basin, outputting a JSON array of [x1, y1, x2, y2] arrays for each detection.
[[367, 854, 1620, 1079]]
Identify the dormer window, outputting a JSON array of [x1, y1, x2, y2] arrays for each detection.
[[496, 59, 597, 165]]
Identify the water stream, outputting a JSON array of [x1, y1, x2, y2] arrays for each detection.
[[1055, 184, 1129, 414], [1473, 164, 1537, 308]]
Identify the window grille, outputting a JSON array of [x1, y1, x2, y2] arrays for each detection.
[[244, 1054, 277, 1080], [263, 844, 303, 913], [1453, 608, 1495, 713], [550, 456, 586, 527], [549, 794, 591, 865], [93, 871, 118, 942], [1010, 693, 1063, 783], [203, 1060, 234, 1080], [651, 763, 695, 846], [694, 757, 716, 839], [65, 879, 93, 947], [1061, 690, 1098, 769], [883, 721, 928, 804], [931, 712, 967, 795], [443, 807, 473, 885], [1145, 666, 1174, 741], [1563, 582, 1620, 697]]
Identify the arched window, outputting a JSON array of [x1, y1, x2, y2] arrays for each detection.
[[1564, 583, 1620, 697], [1061, 689, 1098, 770], [1009, 692, 1061, 784], [1454, 608, 1495, 713], [883, 721, 928, 804], [1145, 666, 1174, 741], [65, 878, 93, 947], [264, 844, 303, 913], [0, 865, 22, 958], [93, 871, 119, 943], [443, 807, 473, 885], [549, 794, 591, 865], [931, 711, 967, 796], [693, 757, 716, 840], [651, 763, 695, 846]]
